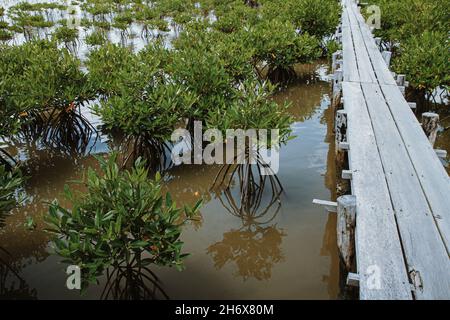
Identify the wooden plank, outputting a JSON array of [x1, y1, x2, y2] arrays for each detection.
[[342, 82, 412, 300], [380, 84, 450, 253], [361, 82, 450, 299], [342, 25, 360, 83], [341, 5, 360, 83], [350, 3, 397, 85], [348, 14, 377, 83], [341, 1, 350, 28]]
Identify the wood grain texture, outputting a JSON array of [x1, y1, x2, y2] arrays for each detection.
[[337, 0, 450, 300], [343, 82, 412, 300]]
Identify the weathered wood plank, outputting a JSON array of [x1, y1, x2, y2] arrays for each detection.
[[348, 0, 397, 85], [341, 23, 360, 82], [380, 85, 450, 253], [361, 82, 450, 299], [337, 195, 357, 271], [337, 0, 450, 300], [342, 82, 412, 300], [347, 11, 378, 83]]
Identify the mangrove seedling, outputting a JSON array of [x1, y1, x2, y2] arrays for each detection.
[[45, 154, 202, 293]]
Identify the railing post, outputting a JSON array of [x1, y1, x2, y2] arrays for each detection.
[[333, 69, 343, 99], [337, 195, 357, 271], [382, 51, 392, 67], [422, 112, 440, 147]]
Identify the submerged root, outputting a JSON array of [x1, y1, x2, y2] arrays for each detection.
[[116, 134, 172, 173], [100, 265, 169, 300], [212, 152, 283, 226], [18, 107, 98, 157], [267, 66, 297, 84]]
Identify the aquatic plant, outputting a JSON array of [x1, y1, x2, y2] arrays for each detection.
[[368, 0, 449, 46], [286, 0, 340, 39], [207, 80, 293, 145], [88, 42, 196, 168], [0, 165, 23, 215], [53, 25, 79, 52], [85, 29, 108, 46], [392, 31, 450, 103], [45, 154, 202, 292], [247, 19, 321, 82], [0, 40, 90, 115], [367, 0, 450, 101]]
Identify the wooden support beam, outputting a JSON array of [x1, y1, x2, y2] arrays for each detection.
[[408, 102, 417, 110], [435, 149, 447, 160], [338, 195, 357, 271], [336, 109, 348, 170], [422, 112, 439, 147], [347, 273, 360, 287], [342, 170, 353, 180], [335, 110, 348, 145], [339, 142, 350, 150], [312, 199, 338, 213], [382, 51, 392, 67], [374, 37, 381, 47], [333, 69, 343, 98], [396, 74, 406, 86]]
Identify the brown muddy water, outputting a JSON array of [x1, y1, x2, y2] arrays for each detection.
[[0, 62, 341, 300]]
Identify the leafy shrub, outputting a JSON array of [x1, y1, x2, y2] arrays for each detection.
[[207, 80, 293, 146], [45, 154, 201, 290], [368, 0, 449, 45], [0, 40, 90, 117], [246, 19, 321, 82], [53, 25, 79, 45], [392, 31, 450, 95], [286, 0, 340, 39], [85, 30, 108, 46], [170, 26, 238, 121], [86, 43, 138, 96], [0, 165, 23, 214], [88, 42, 195, 141], [367, 0, 449, 95], [325, 39, 342, 62]]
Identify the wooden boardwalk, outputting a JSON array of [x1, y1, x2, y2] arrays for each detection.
[[329, 0, 450, 299]]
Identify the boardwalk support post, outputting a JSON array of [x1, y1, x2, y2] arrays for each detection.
[[337, 195, 357, 271], [342, 170, 353, 180], [332, 52, 339, 72], [422, 112, 439, 147], [396, 75, 406, 86], [374, 37, 381, 48], [382, 51, 392, 67], [347, 273, 360, 287], [335, 110, 348, 169], [435, 149, 447, 160]]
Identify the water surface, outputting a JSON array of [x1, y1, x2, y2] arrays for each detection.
[[0, 62, 340, 300]]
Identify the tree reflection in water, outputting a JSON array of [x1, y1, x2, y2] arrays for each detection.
[[0, 247, 36, 300], [208, 161, 286, 281]]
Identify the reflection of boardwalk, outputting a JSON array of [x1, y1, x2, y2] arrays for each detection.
[[334, 0, 450, 299]]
